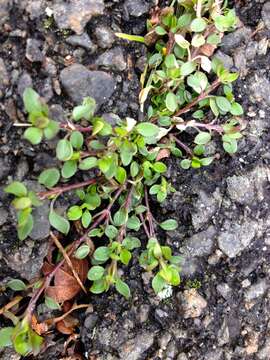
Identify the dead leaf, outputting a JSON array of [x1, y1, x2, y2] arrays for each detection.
[[199, 43, 216, 57], [31, 315, 48, 335], [56, 315, 78, 335], [156, 148, 170, 161]]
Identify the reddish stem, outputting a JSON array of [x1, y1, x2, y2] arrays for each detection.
[[60, 123, 93, 133]]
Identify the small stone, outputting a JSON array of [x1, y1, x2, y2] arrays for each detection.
[[30, 202, 50, 241], [0, 157, 10, 180], [0, 208, 8, 226], [245, 41, 258, 61], [257, 337, 270, 359], [60, 63, 116, 106], [66, 33, 97, 52], [137, 304, 150, 323], [17, 72, 33, 97], [233, 47, 247, 76], [0, 58, 9, 98], [218, 219, 257, 258], [95, 25, 115, 49], [184, 226, 216, 257], [215, 50, 233, 70], [177, 354, 188, 360], [248, 73, 270, 107], [124, 0, 150, 17], [244, 280, 268, 301], [216, 283, 232, 300], [221, 26, 252, 54], [42, 57, 57, 77], [96, 47, 127, 71], [26, 0, 45, 20], [218, 319, 230, 346], [262, 2, 270, 30], [179, 289, 207, 319], [119, 331, 155, 360], [53, 0, 105, 35], [0, 0, 11, 27], [242, 279, 251, 288], [25, 38, 44, 62]]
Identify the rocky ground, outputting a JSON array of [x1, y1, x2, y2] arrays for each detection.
[[0, 0, 270, 359]]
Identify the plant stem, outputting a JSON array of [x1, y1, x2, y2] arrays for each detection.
[[144, 187, 155, 238], [196, 0, 203, 17], [60, 123, 93, 133], [37, 178, 98, 200], [171, 135, 193, 156]]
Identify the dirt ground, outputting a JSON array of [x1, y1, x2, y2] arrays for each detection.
[[1, 0, 270, 359]]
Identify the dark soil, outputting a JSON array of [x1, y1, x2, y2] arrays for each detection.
[[1, 0, 270, 359]]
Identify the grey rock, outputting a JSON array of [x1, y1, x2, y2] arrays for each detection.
[[164, 340, 178, 359], [118, 331, 155, 360], [257, 337, 270, 359], [95, 25, 115, 49], [218, 219, 257, 258], [177, 354, 188, 360], [0, 347, 21, 360], [26, 0, 45, 20], [30, 202, 50, 240], [124, 0, 150, 17], [262, 2, 270, 30], [96, 47, 126, 71], [83, 313, 98, 334], [184, 226, 216, 257], [180, 255, 201, 277], [102, 113, 121, 127], [192, 189, 222, 230], [158, 332, 172, 349], [218, 319, 230, 346], [203, 350, 224, 360], [0, 58, 9, 98], [137, 304, 150, 323], [60, 64, 116, 106], [53, 0, 104, 35], [25, 38, 44, 62], [0, 157, 10, 180], [244, 280, 268, 301], [40, 77, 54, 102], [15, 158, 29, 180], [0, 0, 11, 27], [215, 50, 233, 70], [248, 73, 270, 107], [6, 239, 49, 281], [216, 283, 232, 300], [0, 208, 8, 226], [135, 55, 147, 72], [43, 57, 57, 77], [66, 33, 97, 52], [179, 289, 207, 319], [245, 41, 258, 61], [221, 26, 252, 54], [17, 72, 33, 97], [233, 47, 247, 76]]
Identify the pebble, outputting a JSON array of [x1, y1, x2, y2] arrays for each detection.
[[60, 63, 116, 106], [0, 208, 8, 226], [0, 58, 9, 98], [184, 226, 216, 257], [118, 331, 155, 360], [25, 38, 44, 62], [124, 0, 150, 17], [179, 289, 207, 319], [244, 280, 268, 301], [96, 47, 127, 71], [17, 72, 33, 97], [66, 33, 97, 52], [262, 2, 270, 30], [95, 25, 115, 49]]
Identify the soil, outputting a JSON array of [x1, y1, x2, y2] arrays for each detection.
[[1, 0, 270, 359]]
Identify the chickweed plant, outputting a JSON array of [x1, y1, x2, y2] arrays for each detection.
[[1, 0, 244, 356]]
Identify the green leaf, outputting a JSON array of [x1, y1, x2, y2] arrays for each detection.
[[115, 167, 127, 184], [223, 139, 238, 154], [153, 162, 167, 173], [230, 102, 243, 116], [165, 54, 178, 68], [177, 13, 192, 28], [38, 168, 60, 188], [105, 225, 118, 239], [17, 213, 33, 241], [162, 246, 172, 260], [56, 139, 73, 161], [194, 132, 211, 145], [92, 119, 104, 136], [7, 279, 27, 291], [49, 210, 70, 235], [160, 219, 178, 231], [90, 279, 107, 294], [207, 33, 221, 45], [70, 131, 84, 149], [115, 32, 145, 44], [155, 26, 167, 35], [187, 71, 208, 93], [23, 88, 43, 114], [61, 160, 77, 179], [122, 236, 141, 250], [190, 18, 207, 32], [93, 246, 110, 262], [81, 210, 92, 228], [136, 123, 160, 137], [72, 97, 96, 121], [29, 328, 43, 356], [75, 244, 90, 259], [210, 98, 219, 117], [216, 96, 231, 113], [127, 215, 141, 231], [180, 61, 196, 76], [44, 120, 59, 140], [115, 278, 130, 299], [180, 159, 191, 170], [169, 266, 181, 286], [152, 273, 166, 294], [5, 181, 27, 197], [120, 248, 132, 265], [79, 157, 97, 170], [0, 327, 14, 347], [191, 34, 205, 47], [67, 205, 82, 221], [113, 209, 128, 227], [23, 127, 43, 145], [174, 34, 190, 49], [200, 157, 214, 166], [166, 92, 178, 112], [130, 161, 140, 177], [87, 266, 105, 281], [45, 296, 60, 310], [12, 197, 32, 210]]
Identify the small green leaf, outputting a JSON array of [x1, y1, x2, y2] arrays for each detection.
[[113, 209, 128, 227], [45, 296, 60, 310], [194, 132, 211, 145], [72, 97, 96, 121], [166, 92, 178, 112], [61, 160, 77, 179], [56, 139, 73, 161], [105, 225, 118, 239], [122, 236, 141, 250], [24, 127, 43, 145], [127, 215, 141, 231], [120, 248, 132, 265], [152, 273, 166, 294], [7, 279, 27, 291], [67, 205, 82, 221], [70, 131, 84, 149], [115, 278, 130, 299], [223, 139, 238, 154], [87, 266, 105, 281], [180, 159, 191, 169], [75, 244, 90, 259], [44, 120, 59, 140], [49, 210, 70, 235], [79, 157, 97, 170], [93, 246, 110, 262], [17, 212, 33, 240], [23, 88, 43, 114], [216, 96, 231, 113], [38, 168, 60, 188], [81, 210, 92, 228], [180, 61, 196, 76], [0, 327, 14, 347], [155, 26, 167, 35], [115, 32, 145, 44], [5, 181, 27, 197], [190, 18, 207, 32], [153, 162, 167, 173], [12, 197, 32, 210], [230, 102, 243, 115], [175, 34, 190, 49], [200, 157, 214, 166], [136, 123, 160, 137], [92, 119, 104, 136], [90, 279, 107, 294], [160, 219, 178, 231], [130, 161, 140, 177], [115, 167, 127, 184]]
